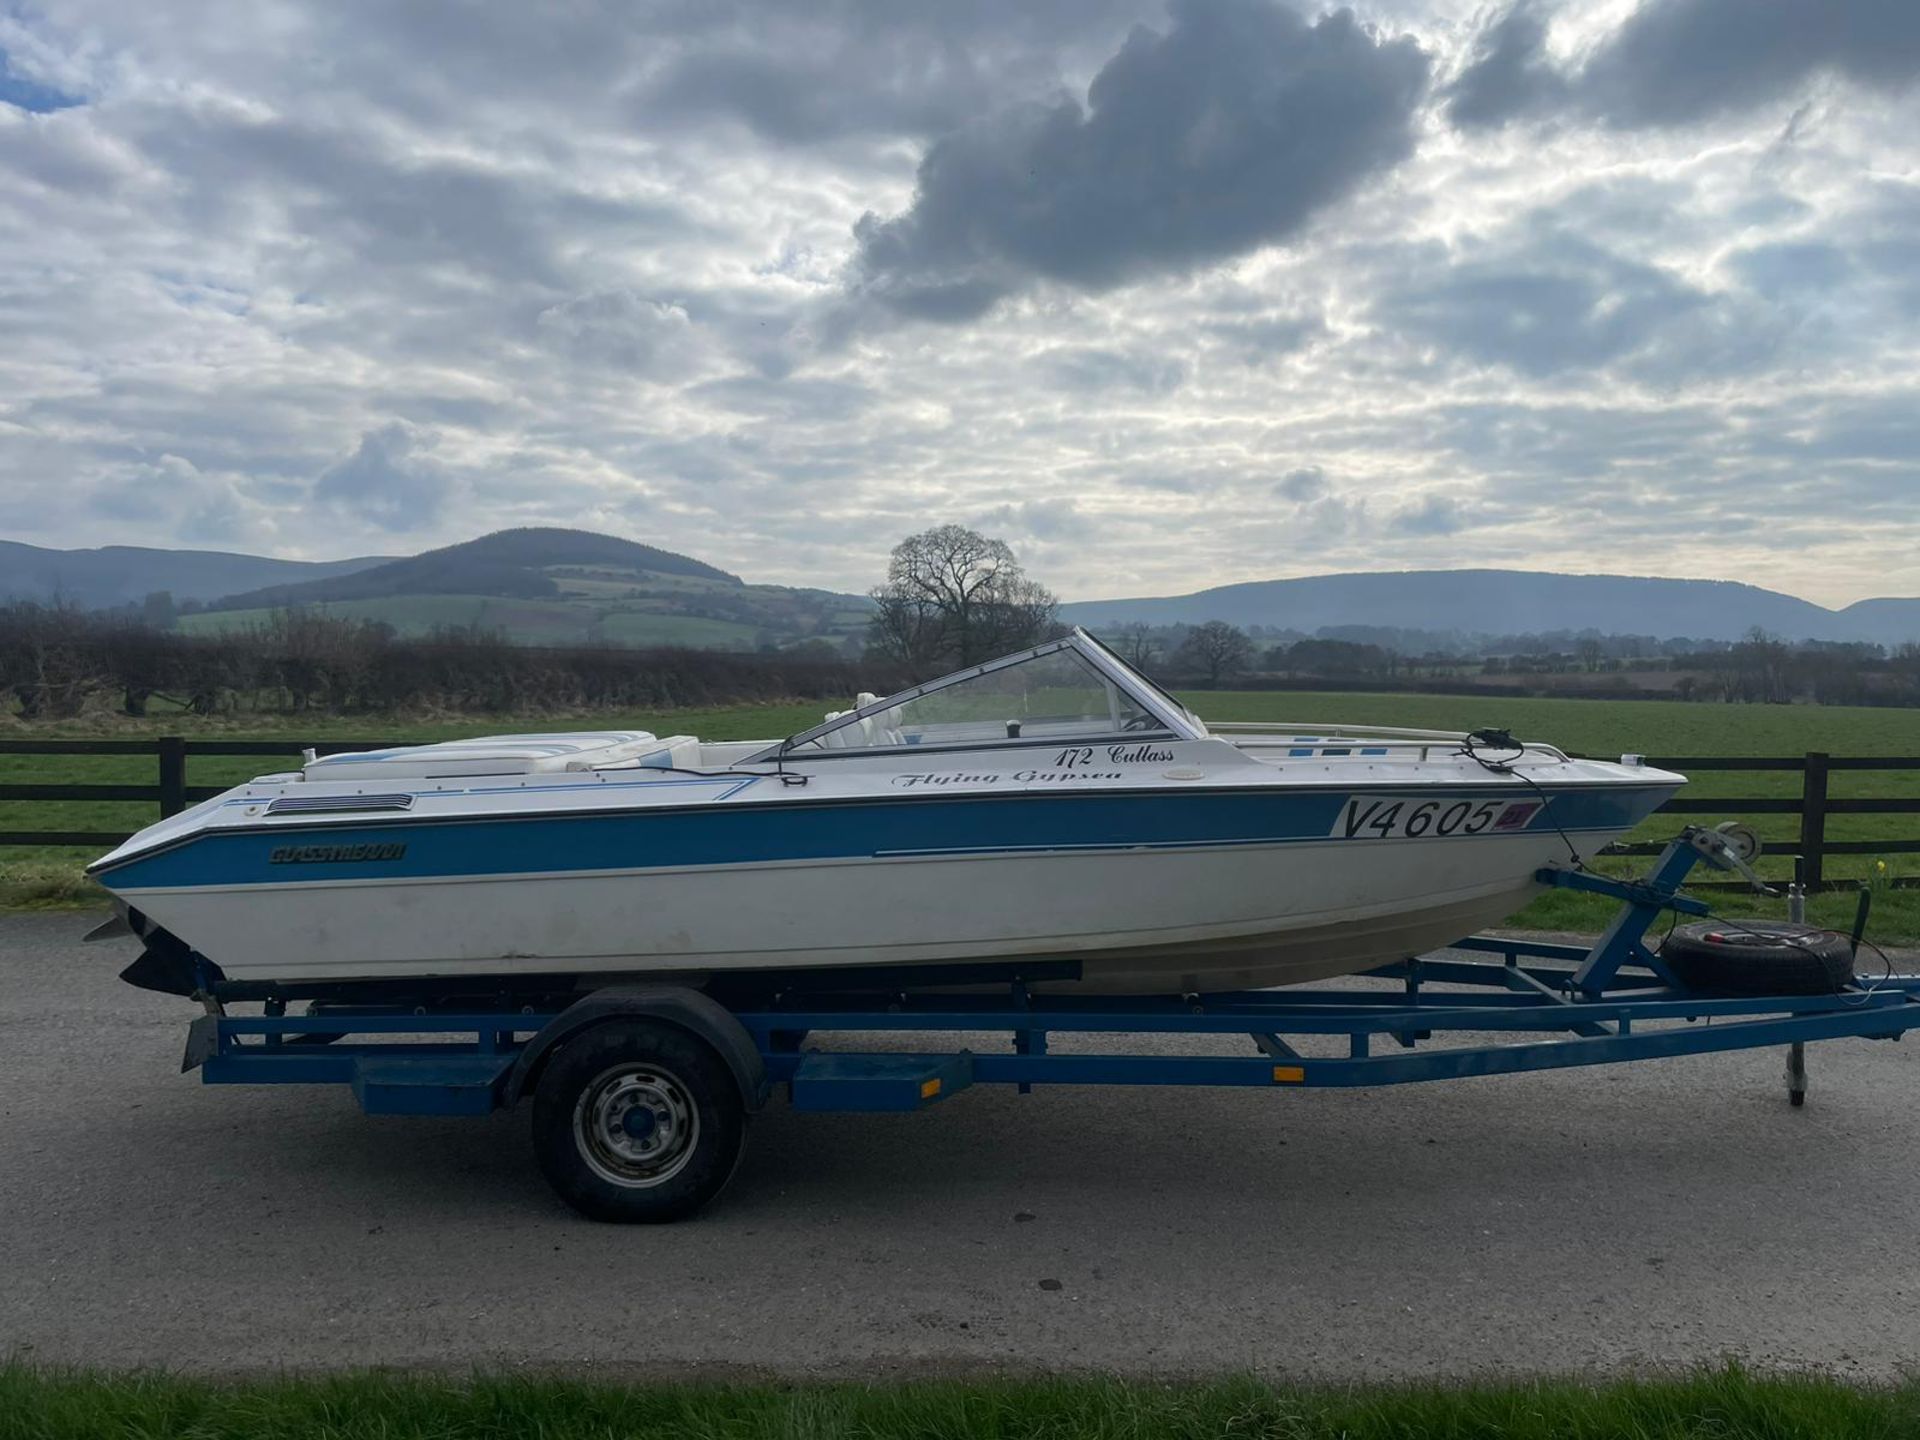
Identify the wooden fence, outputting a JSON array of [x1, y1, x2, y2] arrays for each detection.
[[2, 739, 1919, 891], [0, 738, 407, 848], [1588, 751, 1920, 891]]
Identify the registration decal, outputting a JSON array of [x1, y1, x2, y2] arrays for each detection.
[[1331, 796, 1545, 840]]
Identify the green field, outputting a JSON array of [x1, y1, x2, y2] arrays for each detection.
[[175, 595, 768, 647], [3, 1365, 1915, 1440], [596, 611, 763, 647], [4, 689, 1915, 941]]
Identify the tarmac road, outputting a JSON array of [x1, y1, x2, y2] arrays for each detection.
[[4, 908, 1919, 1381]]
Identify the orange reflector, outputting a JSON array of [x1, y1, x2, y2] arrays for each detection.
[[1272, 1065, 1305, 1083], [920, 1078, 942, 1099]]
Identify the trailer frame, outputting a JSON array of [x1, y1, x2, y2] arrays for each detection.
[[178, 829, 1920, 1216]]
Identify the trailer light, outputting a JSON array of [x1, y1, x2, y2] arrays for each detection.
[[920, 1078, 942, 1099], [1271, 1065, 1305, 1083]]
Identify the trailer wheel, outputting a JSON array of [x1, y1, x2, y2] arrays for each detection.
[[531, 1019, 746, 1223], [1661, 921, 1853, 996]]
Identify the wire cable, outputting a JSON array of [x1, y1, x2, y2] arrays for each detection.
[[1457, 728, 1586, 869]]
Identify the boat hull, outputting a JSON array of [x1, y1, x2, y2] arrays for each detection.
[[109, 820, 1648, 994]]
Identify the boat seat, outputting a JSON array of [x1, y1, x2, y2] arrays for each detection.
[[305, 732, 662, 781], [633, 737, 702, 770], [816, 694, 900, 749]]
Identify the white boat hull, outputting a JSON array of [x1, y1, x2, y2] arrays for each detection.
[[120, 829, 1585, 994], [92, 631, 1685, 999]]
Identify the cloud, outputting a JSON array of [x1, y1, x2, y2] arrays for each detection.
[[1386, 492, 1467, 536], [626, 1, 1159, 144], [1443, 3, 1566, 128], [1372, 230, 1719, 378], [313, 425, 451, 531], [1033, 346, 1186, 394], [1450, 0, 1920, 130], [85, 455, 268, 546], [1203, 311, 1327, 364], [970, 498, 1086, 543], [850, 0, 1429, 320], [1272, 467, 1329, 501], [536, 292, 706, 377]]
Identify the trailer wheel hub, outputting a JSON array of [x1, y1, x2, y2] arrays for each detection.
[[574, 1064, 700, 1188]]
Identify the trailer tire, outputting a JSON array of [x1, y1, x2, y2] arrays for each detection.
[[531, 1019, 746, 1223], [1661, 921, 1853, 996]]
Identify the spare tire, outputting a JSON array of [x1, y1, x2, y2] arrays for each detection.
[[1660, 921, 1854, 996]]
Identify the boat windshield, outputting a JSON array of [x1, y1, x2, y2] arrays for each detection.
[[772, 639, 1179, 755]]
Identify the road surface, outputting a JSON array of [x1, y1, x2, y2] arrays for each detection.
[[3, 910, 1917, 1379]]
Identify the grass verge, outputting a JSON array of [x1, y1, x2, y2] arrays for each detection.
[[3, 1365, 1917, 1440], [0, 861, 107, 910]]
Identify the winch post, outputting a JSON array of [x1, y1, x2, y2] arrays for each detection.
[[1537, 836, 1704, 994]]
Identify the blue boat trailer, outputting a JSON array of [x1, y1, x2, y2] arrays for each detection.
[[181, 829, 1920, 1221]]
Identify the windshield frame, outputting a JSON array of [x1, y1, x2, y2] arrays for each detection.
[[748, 629, 1204, 761]]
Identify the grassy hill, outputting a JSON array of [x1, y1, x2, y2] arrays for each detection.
[[186, 528, 870, 650]]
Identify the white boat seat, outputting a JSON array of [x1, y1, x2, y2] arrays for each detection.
[[304, 732, 662, 782], [816, 693, 899, 749], [632, 737, 702, 770]]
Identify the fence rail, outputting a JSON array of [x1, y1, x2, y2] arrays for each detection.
[[0, 737, 404, 848], [2, 740, 1918, 890], [1563, 749, 1920, 889]]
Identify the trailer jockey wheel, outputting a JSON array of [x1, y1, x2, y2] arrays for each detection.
[[532, 1020, 747, 1223], [1660, 921, 1854, 997]]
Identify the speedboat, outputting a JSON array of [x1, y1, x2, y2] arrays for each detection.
[[92, 630, 1684, 999]]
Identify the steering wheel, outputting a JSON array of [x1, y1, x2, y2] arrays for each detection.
[[1122, 714, 1158, 731]]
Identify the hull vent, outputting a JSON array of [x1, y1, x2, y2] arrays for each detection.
[[267, 793, 416, 815]]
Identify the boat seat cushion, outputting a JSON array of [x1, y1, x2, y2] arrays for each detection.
[[635, 737, 702, 770]]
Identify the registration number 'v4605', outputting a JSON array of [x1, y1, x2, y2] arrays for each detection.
[[1331, 795, 1545, 840]]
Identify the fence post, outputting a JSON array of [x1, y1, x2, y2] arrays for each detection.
[[1800, 751, 1830, 893], [157, 736, 188, 817]]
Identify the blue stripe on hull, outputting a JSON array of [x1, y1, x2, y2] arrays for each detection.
[[103, 785, 1673, 891]]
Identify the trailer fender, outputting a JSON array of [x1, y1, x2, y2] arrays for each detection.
[[505, 986, 768, 1111]]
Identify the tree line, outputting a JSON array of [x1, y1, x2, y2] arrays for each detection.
[[1108, 619, 1920, 706], [0, 603, 880, 720]]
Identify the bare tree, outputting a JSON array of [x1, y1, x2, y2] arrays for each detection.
[[1728, 626, 1792, 703], [0, 602, 107, 718], [1175, 620, 1255, 686], [1110, 623, 1159, 671], [867, 525, 1058, 677]]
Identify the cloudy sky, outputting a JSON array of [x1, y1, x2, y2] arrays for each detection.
[[2, 0, 1917, 606]]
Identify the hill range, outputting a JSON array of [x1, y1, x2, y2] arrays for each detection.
[[1061, 570, 1920, 649], [5, 528, 1918, 650], [0, 539, 394, 610]]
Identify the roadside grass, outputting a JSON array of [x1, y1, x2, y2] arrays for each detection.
[[0, 862, 106, 910], [4, 1364, 1917, 1440], [4, 688, 1916, 943]]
